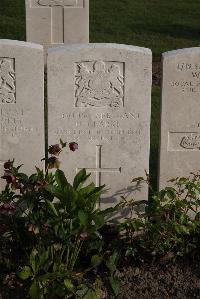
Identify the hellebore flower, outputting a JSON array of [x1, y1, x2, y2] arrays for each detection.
[[69, 142, 78, 152], [1, 171, 16, 184], [0, 203, 16, 215], [4, 160, 12, 170], [26, 224, 39, 235], [0, 224, 6, 233], [34, 180, 48, 191], [47, 156, 61, 169], [48, 144, 62, 156], [3, 273, 23, 289], [79, 232, 89, 241]]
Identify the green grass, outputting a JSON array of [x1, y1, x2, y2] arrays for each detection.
[[0, 0, 199, 188], [90, 0, 200, 56], [1, 0, 200, 56]]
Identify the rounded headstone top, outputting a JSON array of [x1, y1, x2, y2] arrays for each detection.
[[0, 39, 43, 50], [48, 43, 152, 55], [163, 47, 200, 58]]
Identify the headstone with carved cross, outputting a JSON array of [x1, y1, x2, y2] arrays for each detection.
[[48, 44, 152, 217], [159, 48, 200, 189], [25, 0, 89, 50], [0, 40, 44, 191]]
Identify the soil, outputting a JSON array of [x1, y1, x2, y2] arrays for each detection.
[[107, 256, 200, 299]]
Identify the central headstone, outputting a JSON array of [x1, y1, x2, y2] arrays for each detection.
[[48, 44, 152, 215], [0, 40, 44, 190], [159, 48, 200, 189], [25, 0, 89, 49]]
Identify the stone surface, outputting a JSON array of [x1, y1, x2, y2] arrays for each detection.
[[0, 40, 44, 190], [48, 44, 152, 216], [159, 47, 200, 189], [25, 0, 89, 50]]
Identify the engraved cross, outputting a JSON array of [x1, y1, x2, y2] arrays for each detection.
[[37, 0, 77, 43], [77, 145, 121, 187]]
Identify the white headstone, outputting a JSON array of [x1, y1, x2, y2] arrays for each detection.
[[0, 40, 44, 189], [159, 48, 200, 189], [25, 0, 89, 49], [48, 44, 152, 216]]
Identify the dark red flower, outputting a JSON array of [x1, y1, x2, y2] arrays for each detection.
[[79, 232, 89, 241], [0, 203, 16, 215], [26, 224, 39, 234], [34, 180, 48, 191], [47, 156, 61, 169], [1, 171, 16, 184], [48, 144, 62, 156], [0, 224, 7, 233], [69, 142, 78, 152], [43, 223, 50, 232], [4, 160, 12, 170], [3, 273, 23, 289]]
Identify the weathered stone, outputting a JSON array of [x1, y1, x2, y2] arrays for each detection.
[[48, 44, 152, 216], [0, 40, 44, 189], [159, 48, 200, 189], [25, 0, 89, 50]]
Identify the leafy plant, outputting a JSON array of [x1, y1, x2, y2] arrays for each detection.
[[0, 141, 120, 298], [119, 173, 200, 259]]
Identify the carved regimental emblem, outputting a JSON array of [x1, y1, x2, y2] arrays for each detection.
[[0, 58, 16, 104], [180, 134, 200, 149], [75, 61, 125, 108], [37, 0, 77, 6]]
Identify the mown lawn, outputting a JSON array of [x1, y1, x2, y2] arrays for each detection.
[[0, 0, 199, 188], [1, 0, 200, 56]]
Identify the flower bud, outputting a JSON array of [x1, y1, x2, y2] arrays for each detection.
[[48, 144, 62, 156], [69, 142, 78, 152], [1, 171, 16, 184]]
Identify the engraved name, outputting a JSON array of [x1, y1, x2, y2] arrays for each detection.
[[0, 108, 38, 136], [177, 63, 200, 72]]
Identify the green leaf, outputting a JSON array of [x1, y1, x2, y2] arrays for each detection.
[[106, 251, 119, 274], [60, 138, 67, 148], [76, 284, 89, 297], [17, 266, 32, 280], [91, 255, 103, 267], [132, 177, 144, 183], [55, 169, 68, 188], [18, 173, 29, 182], [92, 214, 105, 229], [84, 289, 98, 299], [88, 185, 105, 197], [109, 276, 120, 296], [29, 281, 41, 299], [30, 249, 38, 274], [64, 279, 74, 290], [79, 183, 96, 196], [73, 169, 90, 190], [78, 210, 88, 226], [46, 200, 59, 216], [39, 250, 49, 266]]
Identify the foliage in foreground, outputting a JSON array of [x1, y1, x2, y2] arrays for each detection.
[[1, 141, 200, 298], [0, 141, 120, 298], [119, 173, 200, 260]]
